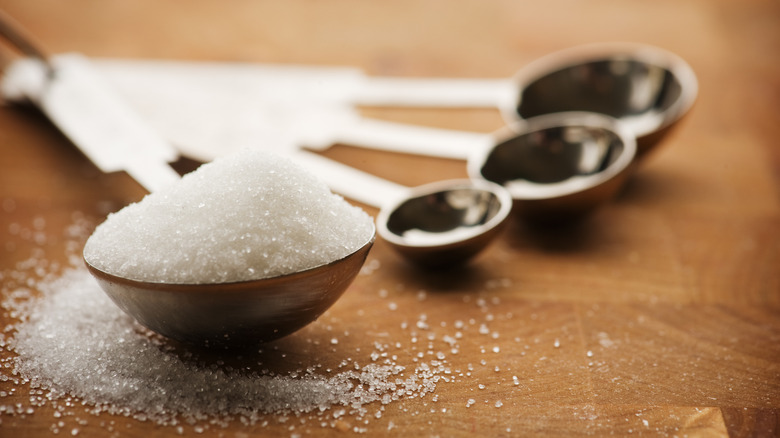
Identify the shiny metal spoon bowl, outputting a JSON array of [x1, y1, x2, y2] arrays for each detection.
[[376, 178, 512, 267], [503, 42, 697, 158], [85, 227, 375, 347], [1, 12, 378, 348], [469, 112, 636, 220]]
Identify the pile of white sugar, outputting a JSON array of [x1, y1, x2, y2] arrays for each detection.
[[3, 268, 437, 430], [83, 150, 374, 284]]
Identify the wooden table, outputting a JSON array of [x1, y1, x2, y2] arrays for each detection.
[[1, 1, 778, 436]]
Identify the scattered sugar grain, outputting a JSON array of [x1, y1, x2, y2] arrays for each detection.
[[1, 265, 446, 429], [83, 150, 373, 284]]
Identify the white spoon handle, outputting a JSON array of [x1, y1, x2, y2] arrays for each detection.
[[2, 55, 180, 193], [288, 150, 406, 208], [354, 77, 515, 108], [329, 117, 493, 161]]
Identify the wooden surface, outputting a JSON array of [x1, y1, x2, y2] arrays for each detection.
[[1, 0, 778, 436]]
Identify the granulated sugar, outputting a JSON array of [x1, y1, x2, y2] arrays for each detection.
[[0, 264, 444, 432], [83, 149, 374, 283]]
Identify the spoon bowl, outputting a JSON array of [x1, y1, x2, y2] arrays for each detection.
[[377, 179, 512, 267], [504, 42, 697, 158], [85, 227, 375, 347], [470, 112, 636, 221]]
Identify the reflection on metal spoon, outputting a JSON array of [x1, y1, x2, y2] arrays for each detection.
[[469, 112, 636, 220]]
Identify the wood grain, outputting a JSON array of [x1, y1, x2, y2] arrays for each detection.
[[1, 1, 778, 437]]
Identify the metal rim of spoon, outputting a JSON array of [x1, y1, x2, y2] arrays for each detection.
[[85, 229, 375, 346], [337, 42, 696, 163]]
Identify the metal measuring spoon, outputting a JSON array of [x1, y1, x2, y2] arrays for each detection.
[[469, 112, 637, 220], [85, 230, 375, 346], [502, 42, 698, 158], [289, 151, 513, 267]]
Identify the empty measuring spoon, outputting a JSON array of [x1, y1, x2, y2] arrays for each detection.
[[350, 43, 695, 159], [468, 112, 637, 220], [502, 42, 697, 158], [289, 151, 512, 267], [349, 43, 695, 160]]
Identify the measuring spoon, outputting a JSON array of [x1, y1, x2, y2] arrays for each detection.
[[289, 151, 513, 267], [500, 42, 697, 158], [469, 112, 637, 220]]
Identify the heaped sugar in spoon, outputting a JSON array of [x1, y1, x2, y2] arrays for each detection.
[[83, 150, 376, 346]]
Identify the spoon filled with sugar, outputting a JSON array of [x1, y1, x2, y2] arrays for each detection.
[[289, 151, 512, 267], [0, 13, 376, 346], [83, 150, 376, 347]]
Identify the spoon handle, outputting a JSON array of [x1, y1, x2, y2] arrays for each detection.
[[288, 150, 406, 208], [329, 117, 493, 161], [353, 77, 515, 108], [3, 54, 181, 193]]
